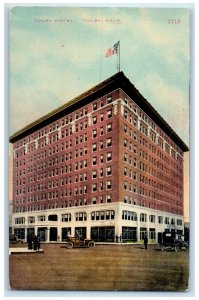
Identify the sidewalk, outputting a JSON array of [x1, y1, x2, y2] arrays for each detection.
[[9, 248, 44, 255]]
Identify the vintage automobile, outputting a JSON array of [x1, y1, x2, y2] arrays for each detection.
[[159, 231, 189, 252], [65, 233, 95, 249], [9, 234, 23, 244]]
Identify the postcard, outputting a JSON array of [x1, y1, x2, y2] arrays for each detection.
[[8, 5, 190, 292]]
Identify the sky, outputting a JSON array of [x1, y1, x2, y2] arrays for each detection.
[[9, 6, 190, 220]]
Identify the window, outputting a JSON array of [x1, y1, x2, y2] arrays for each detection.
[[177, 219, 182, 226], [106, 166, 112, 176], [107, 96, 112, 104], [93, 103, 97, 111], [124, 153, 128, 162], [158, 216, 163, 224], [15, 217, 25, 224], [84, 160, 87, 168], [106, 138, 112, 147], [140, 213, 147, 222], [100, 113, 104, 122], [171, 218, 175, 225], [92, 170, 97, 179], [107, 109, 112, 119], [107, 123, 112, 133], [106, 195, 111, 203], [92, 143, 97, 152], [100, 168, 103, 177], [76, 212, 87, 221], [92, 197, 97, 204], [28, 216, 35, 224], [149, 228, 156, 240], [92, 157, 97, 165], [100, 127, 104, 136], [100, 155, 104, 163], [122, 210, 137, 221], [93, 116, 97, 125], [165, 217, 169, 224], [134, 158, 137, 168], [149, 215, 156, 223], [106, 180, 112, 190], [124, 181, 128, 190], [100, 141, 104, 150], [134, 117, 138, 127], [107, 152, 112, 161], [62, 213, 71, 222], [124, 167, 127, 176], [38, 215, 45, 221], [92, 183, 97, 192], [93, 130, 97, 138]]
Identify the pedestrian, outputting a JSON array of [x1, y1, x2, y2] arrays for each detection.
[[27, 234, 32, 250], [144, 234, 148, 250], [33, 235, 38, 250], [119, 234, 122, 243], [37, 235, 40, 250]]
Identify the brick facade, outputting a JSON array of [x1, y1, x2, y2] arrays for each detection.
[[10, 72, 188, 243]]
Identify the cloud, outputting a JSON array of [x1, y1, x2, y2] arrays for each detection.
[[137, 72, 189, 145]]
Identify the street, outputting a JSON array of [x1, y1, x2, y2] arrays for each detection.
[[9, 243, 189, 291]]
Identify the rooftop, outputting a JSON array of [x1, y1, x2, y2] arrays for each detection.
[[9, 71, 189, 152]]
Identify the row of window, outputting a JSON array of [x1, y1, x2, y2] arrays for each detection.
[[15, 211, 183, 226], [16, 186, 88, 198], [122, 94, 183, 155], [15, 105, 113, 153], [123, 151, 182, 184], [15, 94, 115, 149], [122, 210, 182, 225]]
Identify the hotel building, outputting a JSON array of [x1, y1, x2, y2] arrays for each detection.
[[9, 72, 189, 243]]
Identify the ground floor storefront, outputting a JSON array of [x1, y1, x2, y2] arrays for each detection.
[[13, 225, 183, 244], [12, 202, 184, 243]]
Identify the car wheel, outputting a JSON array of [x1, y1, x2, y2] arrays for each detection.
[[88, 241, 95, 248], [160, 245, 165, 252], [66, 241, 73, 249], [174, 245, 179, 252]]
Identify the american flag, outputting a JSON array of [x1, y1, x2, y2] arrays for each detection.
[[105, 41, 119, 57]]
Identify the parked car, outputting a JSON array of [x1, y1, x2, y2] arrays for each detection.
[[65, 233, 95, 249], [159, 232, 189, 252], [9, 234, 23, 244]]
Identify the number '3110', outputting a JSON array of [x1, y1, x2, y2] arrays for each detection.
[[168, 19, 181, 24]]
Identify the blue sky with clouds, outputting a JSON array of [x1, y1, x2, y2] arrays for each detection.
[[9, 6, 190, 146]]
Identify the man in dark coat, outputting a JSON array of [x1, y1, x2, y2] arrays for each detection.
[[33, 235, 38, 250], [27, 234, 32, 250], [37, 235, 41, 250], [144, 234, 148, 250]]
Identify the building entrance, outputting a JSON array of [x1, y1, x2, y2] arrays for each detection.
[[50, 227, 57, 241], [122, 226, 137, 242], [27, 228, 35, 238], [37, 228, 47, 241], [91, 226, 115, 242]]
